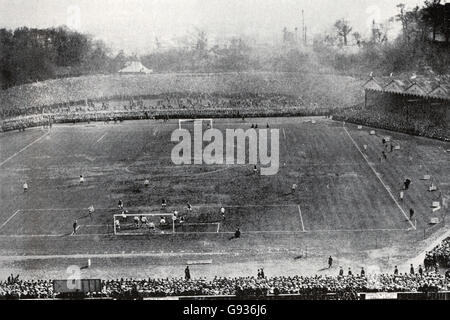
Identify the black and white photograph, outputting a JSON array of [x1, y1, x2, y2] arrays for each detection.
[[0, 0, 449, 307]]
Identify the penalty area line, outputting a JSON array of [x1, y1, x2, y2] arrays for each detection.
[[0, 228, 411, 238]]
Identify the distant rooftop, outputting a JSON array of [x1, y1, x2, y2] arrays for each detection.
[[118, 61, 153, 74]]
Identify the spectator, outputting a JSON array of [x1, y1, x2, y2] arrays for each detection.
[[185, 266, 191, 281]]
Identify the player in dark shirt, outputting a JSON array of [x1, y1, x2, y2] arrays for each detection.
[[229, 227, 241, 240], [72, 220, 78, 235], [234, 227, 241, 238], [409, 208, 415, 220], [404, 179, 411, 190]]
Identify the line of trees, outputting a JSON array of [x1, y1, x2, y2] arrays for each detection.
[[1, 0, 448, 89], [0, 27, 124, 89], [315, 0, 450, 75]]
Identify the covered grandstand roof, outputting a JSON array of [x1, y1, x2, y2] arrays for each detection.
[[363, 75, 450, 100]]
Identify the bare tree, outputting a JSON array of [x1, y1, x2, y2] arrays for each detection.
[[397, 4, 429, 43], [334, 19, 353, 46], [397, 3, 409, 43], [194, 29, 208, 53]]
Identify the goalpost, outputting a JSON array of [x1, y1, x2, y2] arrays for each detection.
[[178, 119, 213, 130], [113, 213, 175, 235], [113, 212, 221, 235]]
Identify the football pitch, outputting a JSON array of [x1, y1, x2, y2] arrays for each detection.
[[0, 117, 448, 276]]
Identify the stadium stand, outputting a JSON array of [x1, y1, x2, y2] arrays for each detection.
[[0, 93, 335, 132], [335, 75, 450, 141], [333, 106, 449, 141], [1, 271, 449, 300], [1, 73, 447, 141]]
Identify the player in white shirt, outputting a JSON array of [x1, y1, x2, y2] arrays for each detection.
[[79, 175, 84, 184], [144, 179, 150, 187], [134, 216, 140, 228], [88, 205, 95, 219], [220, 207, 226, 219], [23, 182, 28, 192], [114, 219, 120, 231], [292, 184, 297, 194]]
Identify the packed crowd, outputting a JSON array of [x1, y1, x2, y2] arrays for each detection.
[[0, 72, 361, 116], [333, 106, 449, 141], [1, 270, 449, 300], [426, 237, 450, 269], [0, 275, 54, 300], [0, 93, 334, 132]]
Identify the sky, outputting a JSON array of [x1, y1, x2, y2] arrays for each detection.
[[0, 0, 429, 54]]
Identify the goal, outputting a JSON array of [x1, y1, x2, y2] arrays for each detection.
[[113, 212, 221, 235], [178, 119, 213, 130], [113, 213, 175, 235]]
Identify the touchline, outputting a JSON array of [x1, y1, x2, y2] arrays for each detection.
[[171, 120, 280, 176]]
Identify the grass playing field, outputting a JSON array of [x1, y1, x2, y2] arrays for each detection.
[[0, 117, 448, 279]]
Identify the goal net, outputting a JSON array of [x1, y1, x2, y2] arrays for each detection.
[[113, 213, 175, 235], [113, 212, 221, 235]]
